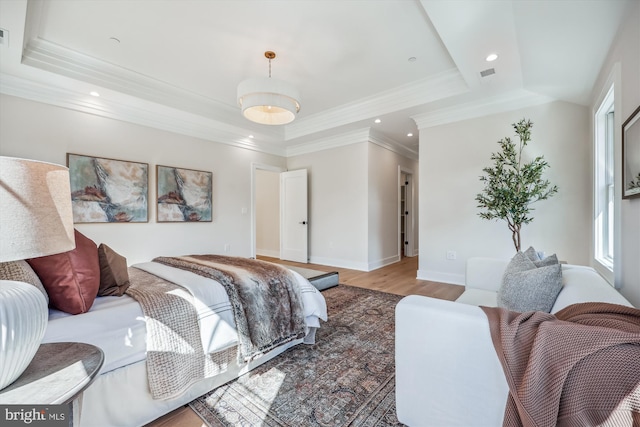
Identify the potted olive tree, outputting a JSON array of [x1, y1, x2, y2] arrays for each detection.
[[476, 119, 558, 252]]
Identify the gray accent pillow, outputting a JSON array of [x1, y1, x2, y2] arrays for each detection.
[[523, 246, 559, 267], [0, 260, 49, 304], [498, 251, 563, 313], [523, 246, 541, 262]]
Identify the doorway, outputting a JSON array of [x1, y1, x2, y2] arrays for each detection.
[[253, 166, 281, 259], [251, 164, 309, 263], [399, 167, 415, 258]]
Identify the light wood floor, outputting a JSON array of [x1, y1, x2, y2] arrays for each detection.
[[144, 256, 464, 427]]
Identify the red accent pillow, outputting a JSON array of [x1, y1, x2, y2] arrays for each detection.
[[27, 229, 100, 314]]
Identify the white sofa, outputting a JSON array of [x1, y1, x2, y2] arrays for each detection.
[[395, 257, 633, 427]]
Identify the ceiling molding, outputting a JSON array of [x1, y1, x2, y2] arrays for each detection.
[[284, 127, 418, 160], [18, 36, 465, 150], [368, 129, 418, 160], [411, 88, 556, 130], [284, 69, 469, 140], [0, 74, 287, 157], [285, 128, 371, 157], [21, 37, 259, 127]]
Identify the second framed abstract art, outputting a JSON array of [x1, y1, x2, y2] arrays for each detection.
[[156, 165, 213, 222]]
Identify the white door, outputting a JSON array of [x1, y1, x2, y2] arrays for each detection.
[[280, 169, 308, 263]]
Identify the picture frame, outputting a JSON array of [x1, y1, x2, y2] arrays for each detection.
[[622, 106, 640, 199], [67, 153, 149, 223], [156, 165, 213, 222]]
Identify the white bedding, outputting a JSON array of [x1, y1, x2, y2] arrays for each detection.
[[43, 261, 327, 374]]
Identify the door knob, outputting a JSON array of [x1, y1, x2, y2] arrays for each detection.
[[299, 221, 307, 225]]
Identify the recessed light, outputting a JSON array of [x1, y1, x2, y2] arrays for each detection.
[[89, 91, 100, 97], [408, 57, 417, 62], [407, 133, 413, 137], [486, 53, 498, 62], [374, 118, 381, 124], [249, 135, 254, 139]]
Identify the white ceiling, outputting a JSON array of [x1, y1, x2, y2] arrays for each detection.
[[0, 0, 632, 157]]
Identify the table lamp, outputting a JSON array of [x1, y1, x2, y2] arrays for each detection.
[[0, 156, 76, 390]]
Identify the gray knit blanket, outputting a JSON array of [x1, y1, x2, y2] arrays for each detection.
[[126, 267, 236, 400], [153, 255, 306, 364]]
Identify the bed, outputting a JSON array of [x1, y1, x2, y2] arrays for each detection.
[[40, 255, 327, 427]]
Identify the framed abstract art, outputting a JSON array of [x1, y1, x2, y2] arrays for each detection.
[[67, 153, 149, 223], [156, 165, 213, 222]]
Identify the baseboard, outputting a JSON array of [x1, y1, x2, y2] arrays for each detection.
[[308, 256, 370, 272], [367, 255, 401, 271], [417, 269, 465, 286]]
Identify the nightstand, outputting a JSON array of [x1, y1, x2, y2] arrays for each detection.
[[0, 342, 104, 426]]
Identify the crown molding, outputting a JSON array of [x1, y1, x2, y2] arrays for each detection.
[[0, 74, 287, 157], [368, 129, 419, 160], [285, 69, 469, 140], [412, 89, 556, 129], [21, 37, 246, 124], [1, 74, 417, 160], [285, 128, 371, 157], [284, 127, 418, 160]]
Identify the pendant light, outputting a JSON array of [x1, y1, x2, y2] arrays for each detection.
[[237, 51, 301, 125]]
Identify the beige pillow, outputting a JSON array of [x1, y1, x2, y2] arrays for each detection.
[[97, 244, 130, 296], [0, 260, 49, 304]]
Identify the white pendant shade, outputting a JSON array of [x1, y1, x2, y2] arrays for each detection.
[[237, 77, 301, 126]]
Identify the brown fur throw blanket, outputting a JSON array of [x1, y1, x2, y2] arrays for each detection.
[[153, 255, 306, 363], [481, 302, 640, 427]]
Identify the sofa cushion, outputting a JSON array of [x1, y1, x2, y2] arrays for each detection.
[[27, 229, 100, 314], [0, 260, 49, 304], [97, 244, 130, 296], [498, 252, 563, 313], [456, 288, 498, 307], [551, 266, 633, 312]]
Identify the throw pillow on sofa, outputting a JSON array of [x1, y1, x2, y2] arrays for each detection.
[[523, 246, 559, 267], [27, 229, 100, 314], [498, 251, 563, 313]]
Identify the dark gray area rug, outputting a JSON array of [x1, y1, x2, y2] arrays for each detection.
[[189, 285, 405, 427]]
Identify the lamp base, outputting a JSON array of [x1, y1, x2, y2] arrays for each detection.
[[0, 280, 48, 390]]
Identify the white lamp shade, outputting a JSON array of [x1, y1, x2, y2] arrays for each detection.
[[237, 77, 301, 125], [0, 156, 76, 262]]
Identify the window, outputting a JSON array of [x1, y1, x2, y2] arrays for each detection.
[[594, 85, 615, 271]]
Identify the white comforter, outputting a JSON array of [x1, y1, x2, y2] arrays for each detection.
[[43, 262, 327, 373]]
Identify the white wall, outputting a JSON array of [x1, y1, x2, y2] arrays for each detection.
[[368, 143, 419, 269], [591, 0, 640, 307], [255, 169, 280, 257], [286, 140, 418, 271], [287, 143, 369, 270], [0, 94, 286, 264], [418, 101, 591, 284]]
